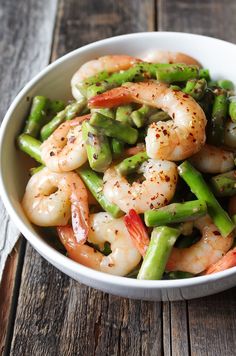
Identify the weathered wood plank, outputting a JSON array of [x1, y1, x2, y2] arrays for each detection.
[[10, 245, 163, 356], [158, 0, 236, 42], [158, 1, 236, 356], [188, 289, 236, 356], [51, 0, 155, 60], [10, 1, 162, 355], [0, 0, 58, 353]]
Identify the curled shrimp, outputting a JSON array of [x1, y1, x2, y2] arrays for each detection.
[[166, 216, 234, 274], [22, 167, 89, 243], [189, 144, 235, 173], [41, 115, 89, 172], [71, 55, 141, 100], [205, 247, 236, 275], [89, 81, 207, 161], [57, 212, 141, 276], [141, 50, 201, 66], [103, 159, 178, 214]]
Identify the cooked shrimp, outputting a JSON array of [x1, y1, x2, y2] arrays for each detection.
[[22, 167, 89, 243], [205, 247, 236, 275], [71, 55, 141, 100], [41, 115, 89, 172], [141, 50, 201, 66], [57, 212, 141, 276], [166, 216, 234, 274], [89, 82, 207, 161], [124, 209, 150, 256], [103, 159, 178, 214], [190, 144, 235, 173]]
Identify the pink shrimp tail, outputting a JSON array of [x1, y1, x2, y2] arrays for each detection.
[[88, 87, 132, 108], [205, 247, 236, 275], [124, 209, 149, 256]]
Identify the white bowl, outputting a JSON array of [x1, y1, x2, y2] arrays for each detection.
[[1, 32, 236, 301]]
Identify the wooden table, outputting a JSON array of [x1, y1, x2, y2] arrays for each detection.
[[1, 1, 236, 355]]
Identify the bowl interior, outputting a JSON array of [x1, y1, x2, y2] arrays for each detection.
[[1, 32, 236, 295]]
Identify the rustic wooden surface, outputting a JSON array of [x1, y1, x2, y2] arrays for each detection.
[[0, 0, 236, 355]]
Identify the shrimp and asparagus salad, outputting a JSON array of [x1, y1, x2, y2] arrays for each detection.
[[18, 51, 236, 280]]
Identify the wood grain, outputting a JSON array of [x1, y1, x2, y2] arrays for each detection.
[[0, 0, 58, 353], [51, 0, 155, 60], [158, 0, 236, 42]]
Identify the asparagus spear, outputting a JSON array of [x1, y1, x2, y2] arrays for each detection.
[[211, 170, 236, 197], [147, 110, 170, 124], [144, 200, 207, 227], [182, 78, 207, 100], [116, 151, 148, 176], [24, 96, 49, 137], [90, 112, 138, 144], [137, 226, 180, 280], [116, 105, 133, 125], [208, 89, 228, 145], [82, 121, 112, 172], [199, 68, 211, 82], [17, 133, 42, 163], [40, 98, 87, 141], [224, 120, 236, 148], [111, 138, 124, 158], [229, 97, 236, 122], [47, 100, 65, 116], [217, 80, 234, 91], [178, 161, 235, 237], [91, 108, 115, 119], [77, 166, 123, 218], [155, 64, 199, 83], [131, 105, 154, 128]]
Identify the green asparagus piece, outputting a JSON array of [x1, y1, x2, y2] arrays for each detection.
[[91, 108, 115, 119], [116, 105, 133, 125], [217, 80, 234, 91], [183, 78, 207, 100], [82, 121, 112, 172], [40, 98, 87, 141], [115, 151, 148, 176], [111, 138, 124, 158], [17, 134, 42, 163], [24, 96, 49, 137], [47, 100, 65, 115], [137, 226, 180, 280], [30, 165, 45, 175], [208, 89, 228, 145], [178, 161, 235, 237], [85, 65, 146, 98], [211, 170, 236, 197], [130, 105, 154, 128], [144, 200, 207, 227], [147, 110, 170, 124], [224, 120, 236, 148], [90, 112, 138, 144], [155, 64, 199, 83], [198, 89, 215, 119], [77, 167, 123, 218], [199, 68, 211, 82], [170, 85, 182, 91], [229, 97, 236, 122], [164, 271, 195, 279], [78, 70, 110, 96]]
